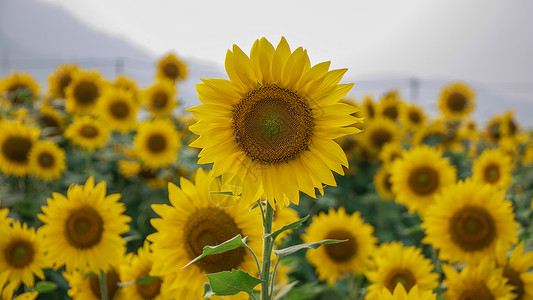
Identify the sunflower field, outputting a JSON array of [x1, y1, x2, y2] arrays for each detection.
[[0, 37, 532, 300]]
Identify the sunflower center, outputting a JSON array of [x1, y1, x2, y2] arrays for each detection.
[[136, 271, 161, 299], [37, 152, 55, 169], [382, 106, 398, 120], [385, 269, 415, 292], [407, 166, 439, 196], [508, 120, 517, 135], [163, 63, 179, 79], [147, 134, 167, 153], [58, 74, 72, 98], [449, 206, 495, 251], [503, 265, 524, 300], [370, 129, 392, 150], [138, 168, 157, 180], [74, 81, 98, 105], [2, 136, 32, 163], [458, 282, 494, 300], [89, 269, 120, 299], [323, 229, 356, 262], [79, 125, 99, 138], [65, 206, 104, 249], [109, 100, 130, 119], [448, 92, 467, 112], [5, 240, 34, 268], [483, 164, 500, 183], [152, 91, 168, 109], [183, 207, 244, 273], [408, 111, 421, 124], [233, 84, 313, 164]]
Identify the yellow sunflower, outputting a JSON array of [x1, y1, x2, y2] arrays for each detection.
[[65, 70, 106, 115], [148, 169, 262, 298], [156, 53, 188, 82], [64, 116, 110, 152], [64, 263, 125, 300], [411, 119, 453, 150], [376, 285, 437, 300], [375, 165, 395, 201], [97, 88, 139, 133], [523, 142, 533, 166], [188, 37, 361, 207], [0, 72, 40, 106], [37, 105, 65, 137], [365, 242, 439, 300], [378, 95, 404, 122], [361, 94, 376, 120], [379, 142, 403, 165], [357, 117, 401, 156], [0, 221, 46, 292], [28, 140, 66, 181], [472, 148, 513, 190], [133, 119, 180, 168], [496, 242, 533, 300], [390, 145, 456, 213], [341, 97, 365, 130], [143, 79, 178, 118], [501, 110, 519, 138], [38, 177, 131, 272], [0, 120, 40, 177], [1, 290, 38, 300], [302, 207, 377, 284], [47, 63, 79, 99], [112, 75, 140, 103], [458, 119, 481, 142], [442, 259, 514, 300], [422, 180, 519, 263], [438, 82, 475, 120], [118, 160, 141, 178], [400, 103, 426, 130]]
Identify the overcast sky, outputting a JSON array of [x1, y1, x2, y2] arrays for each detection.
[[38, 0, 533, 86]]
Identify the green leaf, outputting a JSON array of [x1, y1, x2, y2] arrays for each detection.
[[206, 269, 263, 296], [34, 281, 58, 293], [136, 275, 159, 284], [266, 215, 309, 241], [83, 271, 96, 279], [272, 239, 347, 257], [182, 234, 248, 269], [273, 281, 299, 300], [210, 191, 234, 195]]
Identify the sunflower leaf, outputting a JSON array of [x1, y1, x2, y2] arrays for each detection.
[[34, 281, 58, 293], [136, 275, 159, 284], [182, 234, 248, 269], [272, 239, 347, 257], [205, 269, 263, 296], [265, 215, 309, 241]]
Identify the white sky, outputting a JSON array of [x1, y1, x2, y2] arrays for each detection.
[[39, 0, 533, 84]]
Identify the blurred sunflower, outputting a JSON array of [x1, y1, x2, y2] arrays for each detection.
[[0, 72, 40, 106], [47, 63, 79, 99], [303, 207, 377, 284], [38, 177, 131, 272], [501, 110, 519, 138], [28, 140, 66, 181], [65, 70, 106, 115], [37, 105, 65, 137], [365, 242, 439, 300], [379, 142, 403, 165], [442, 259, 514, 300], [143, 79, 177, 118], [411, 120, 449, 149], [133, 119, 180, 168], [156, 53, 188, 82], [148, 169, 262, 298], [486, 113, 506, 144], [97, 88, 139, 133], [472, 148, 513, 190], [376, 285, 436, 300], [188, 37, 361, 207], [422, 180, 519, 263], [361, 94, 376, 120], [112, 75, 140, 103], [358, 117, 401, 155], [390, 145, 456, 213], [374, 165, 395, 201], [400, 103, 426, 130], [378, 94, 404, 122], [118, 160, 141, 178], [0, 120, 40, 177], [496, 242, 533, 300], [438, 82, 475, 120], [64, 262, 125, 300], [65, 116, 110, 152]]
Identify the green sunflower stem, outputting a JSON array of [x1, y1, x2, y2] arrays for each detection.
[[260, 201, 274, 300], [99, 271, 109, 300]]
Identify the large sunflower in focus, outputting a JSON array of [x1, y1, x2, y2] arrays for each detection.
[[303, 207, 377, 284], [28, 140, 66, 181], [0, 72, 40, 106], [422, 180, 519, 263], [438, 82, 475, 120], [65, 70, 106, 115], [156, 53, 187, 82], [133, 119, 180, 168], [390, 145, 456, 213], [148, 169, 262, 298], [97, 88, 139, 133], [38, 177, 131, 272], [188, 37, 361, 207], [0, 121, 40, 177], [143, 79, 177, 118], [65, 116, 110, 152], [472, 148, 513, 190], [47, 63, 79, 99], [496, 242, 533, 300]]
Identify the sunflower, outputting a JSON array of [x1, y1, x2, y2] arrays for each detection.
[[501, 110, 519, 138], [1, 290, 38, 300], [65, 70, 106, 115], [378, 94, 404, 122], [390, 145, 456, 213], [438, 82, 475, 120], [112, 75, 140, 103], [375, 165, 395, 201], [97, 88, 139, 133], [0, 121, 40, 177], [47, 63, 79, 99], [411, 119, 453, 150], [357, 117, 400, 156], [148, 169, 262, 298], [64, 116, 110, 152], [361, 94, 376, 120], [400, 103, 426, 130], [156, 53, 188, 82], [376, 285, 437, 300], [496, 242, 533, 300], [143, 79, 178, 118], [302, 207, 376, 284], [37, 177, 131, 272], [422, 180, 519, 263], [0, 72, 40, 106], [472, 148, 513, 190], [379, 142, 403, 165], [133, 119, 180, 168], [442, 259, 514, 300], [458, 119, 481, 142], [365, 242, 438, 300], [0, 221, 46, 292], [118, 160, 141, 178], [342, 97, 365, 130], [188, 37, 361, 207], [28, 140, 66, 181], [64, 263, 125, 300], [37, 105, 65, 137]]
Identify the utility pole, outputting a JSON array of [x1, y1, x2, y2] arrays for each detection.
[[115, 57, 125, 76], [409, 77, 419, 103]]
